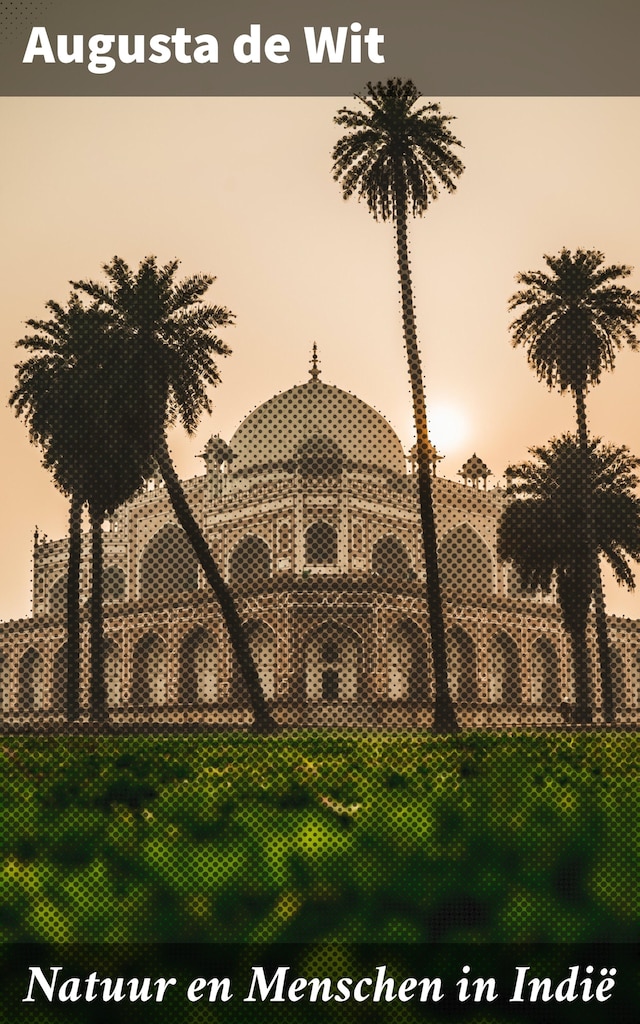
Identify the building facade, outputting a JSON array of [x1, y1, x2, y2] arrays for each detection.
[[1, 364, 639, 729]]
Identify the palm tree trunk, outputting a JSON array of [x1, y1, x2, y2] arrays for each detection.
[[395, 201, 458, 734], [593, 574, 615, 724], [575, 387, 607, 724], [558, 568, 592, 725], [575, 389, 589, 452], [66, 495, 82, 722], [89, 505, 108, 726], [567, 621, 592, 726], [155, 437, 277, 734], [557, 565, 593, 724]]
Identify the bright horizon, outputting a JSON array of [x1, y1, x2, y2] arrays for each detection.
[[2, 96, 640, 621]]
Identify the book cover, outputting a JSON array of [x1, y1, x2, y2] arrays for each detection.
[[0, 1, 638, 1020]]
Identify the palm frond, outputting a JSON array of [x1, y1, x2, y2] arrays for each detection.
[[332, 79, 464, 223]]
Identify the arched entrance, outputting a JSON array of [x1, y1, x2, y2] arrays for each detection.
[[609, 644, 626, 712], [0, 650, 10, 714], [448, 626, 477, 705], [139, 525, 199, 601], [387, 619, 430, 700], [104, 638, 122, 707], [131, 634, 169, 706], [530, 636, 560, 705], [229, 536, 271, 591], [179, 628, 218, 704], [305, 623, 362, 702], [18, 648, 45, 713], [440, 524, 493, 597], [51, 643, 68, 715], [488, 631, 521, 704], [631, 648, 640, 709], [247, 621, 277, 701]]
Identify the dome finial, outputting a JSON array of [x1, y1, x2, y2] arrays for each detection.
[[309, 342, 320, 381]]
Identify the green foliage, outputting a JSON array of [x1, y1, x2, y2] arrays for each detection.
[[0, 732, 637, 944]]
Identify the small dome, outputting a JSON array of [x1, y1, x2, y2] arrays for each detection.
[[229, 379, 406, 477], [199, 435, 233, 467], [458, 453, 492, 486]]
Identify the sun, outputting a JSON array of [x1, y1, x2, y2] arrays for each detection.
[[425, 400, 471, 455]]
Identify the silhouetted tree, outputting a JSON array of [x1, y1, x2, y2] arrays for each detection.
[[499, 436, 640, 724], [72, 256, 276, 733], [11, 297, 152, 723], [332, 80, 464, 733], [510, 248, 640, 722]]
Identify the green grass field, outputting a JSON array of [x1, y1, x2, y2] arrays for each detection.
[[0, 731, 637, 945]]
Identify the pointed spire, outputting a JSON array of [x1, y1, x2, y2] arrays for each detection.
[[309, 342, 320, 382]]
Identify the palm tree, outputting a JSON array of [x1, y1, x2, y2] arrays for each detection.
[[510, 248, 640, 721], [498, 435, 640, 723], [11, 297, 152, 723], [72, 256, 276, 734], [332, 79, 464, 733]]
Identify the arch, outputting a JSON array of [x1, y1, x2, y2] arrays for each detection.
[[18, 647, 45, 713], [49, 574, 67, 617], [630, 648, 640, 709], [387, 619, 430, 701], [609, 644, 626, 711], [626, 651, 638, 708], [179, 627, 218, 704], [229, 535, 271, 591], [0, 649, 12, 715], [139, 525, 199, 601], [447, 626, 477, 704], [440, 524, 493, 597], [487, 631, 521, 704], [50, 642, 68, 715], [104, 638, 122, 707], [247, 621, 277, 701], [131, 633, 169, 706], [372, 536, 411, 581], [104, 565, 126, 604], [305, 622, 362, 701], [305, 521, 337, 565], [530, 636, 560, 705]]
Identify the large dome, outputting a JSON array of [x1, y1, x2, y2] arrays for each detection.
[[228, 378, 406, 477]]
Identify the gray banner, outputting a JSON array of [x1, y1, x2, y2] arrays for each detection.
[[0, 0, 638, 96]]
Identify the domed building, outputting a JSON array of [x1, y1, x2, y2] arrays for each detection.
[[1, 353, 639, 729]]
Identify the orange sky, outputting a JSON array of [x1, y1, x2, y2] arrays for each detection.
[[2, 96, 640, 621]]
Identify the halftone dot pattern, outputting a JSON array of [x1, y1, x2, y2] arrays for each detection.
[[0, 0, 52, 42], [1, 86, 638, 984], [4, 343, 639, 956]]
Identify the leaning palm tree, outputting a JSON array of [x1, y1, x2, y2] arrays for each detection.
[[72, 256, 276, 733], [332, 80, 464, 732], [510, 248, 640, 721], [11, 297, 152, 723], [498, 435, 640, 724]]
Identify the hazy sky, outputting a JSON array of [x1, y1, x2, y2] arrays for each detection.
[[2, 96, 640, 622]]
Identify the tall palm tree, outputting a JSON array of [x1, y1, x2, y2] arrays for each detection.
[[72, 256, 276, 734], [510, 248, 640, 721], [498, 435, 640, 723], [11, 297, 152, 723], [332, 79, 464, 733]]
